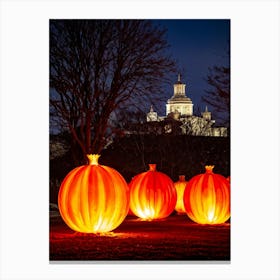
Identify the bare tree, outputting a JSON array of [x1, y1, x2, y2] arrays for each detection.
[[202, 65, 230, 127], [50, 20, 175, 161]]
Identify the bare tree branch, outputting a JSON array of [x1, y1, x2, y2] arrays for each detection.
[[202, 65, 230, 127], [50, 20, 176, 159]]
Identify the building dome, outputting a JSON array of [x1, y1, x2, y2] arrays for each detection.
[[166, 74, 193, 116]]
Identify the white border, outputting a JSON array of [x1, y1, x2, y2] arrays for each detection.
[[1, 0, 279, 279]]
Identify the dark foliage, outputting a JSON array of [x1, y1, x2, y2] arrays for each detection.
[[100, 134, 230, 182]]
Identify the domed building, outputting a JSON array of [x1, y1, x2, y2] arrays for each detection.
[[166, 74, 193, 117], [146, 74, 228, 137]]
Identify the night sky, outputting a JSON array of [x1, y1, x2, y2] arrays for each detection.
[[50, 19, 230, 132], [151, 19, 230, 116]]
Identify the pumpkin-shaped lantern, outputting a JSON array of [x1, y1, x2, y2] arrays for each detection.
[[129, 164, 177, 220], [183, 165, 230, 225], [174, 175, 188, 214], [58, 154, 129, 233]]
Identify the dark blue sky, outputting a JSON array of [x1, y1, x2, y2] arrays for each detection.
[[151, 19, 230, 116]]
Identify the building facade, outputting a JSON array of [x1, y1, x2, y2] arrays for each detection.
[[147, 75, 228, 137]]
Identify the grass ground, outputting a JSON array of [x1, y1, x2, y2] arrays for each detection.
[[50, 214, 230, 261]]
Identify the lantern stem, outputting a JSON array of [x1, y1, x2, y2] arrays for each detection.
[[87, 154, 100, 165], [179, 175, 185, 182], [205, 165, 215, 173], [149, 164, 157, 171]]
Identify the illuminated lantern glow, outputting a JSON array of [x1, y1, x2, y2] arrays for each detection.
[[129, 164, 177, 220], [174, 175, 188, 214], [183, 165, 230, 224], [58, 154, 129, 233]]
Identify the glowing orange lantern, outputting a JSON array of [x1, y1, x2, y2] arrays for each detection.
[[58, 154, 129, 233], [174, 175, 188, 214], [129, 164, 177, 220], [183, 165, 230, 224]]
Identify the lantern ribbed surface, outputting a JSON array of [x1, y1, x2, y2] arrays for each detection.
[[58, 154, 129, 233], [183, 165, 230, 224], [129, 164, 177, 220]]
